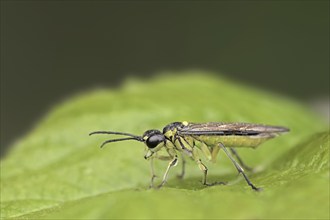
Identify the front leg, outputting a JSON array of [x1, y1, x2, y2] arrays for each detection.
[[146, 151, 176, 188], [157, 155, 178, 188], [148, 158, 157, 188]]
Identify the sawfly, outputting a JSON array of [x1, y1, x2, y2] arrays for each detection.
[[90, 121, 289, 191]]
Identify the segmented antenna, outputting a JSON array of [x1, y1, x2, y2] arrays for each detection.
[[89, 130, 143, 148]]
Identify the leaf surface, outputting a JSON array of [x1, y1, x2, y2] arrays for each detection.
[[1, 72, 329, 219]]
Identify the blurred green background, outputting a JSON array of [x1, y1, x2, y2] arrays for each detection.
[[0, 1, 329, 154]]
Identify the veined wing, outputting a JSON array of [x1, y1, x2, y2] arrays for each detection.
[[177, 122, 289, 148], [178, 122, 289, 136]]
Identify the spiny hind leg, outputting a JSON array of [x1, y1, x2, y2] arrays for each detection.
[[230, 148, 253, 172], [220, 143, 261, 191], [196, 159, 226, 186]]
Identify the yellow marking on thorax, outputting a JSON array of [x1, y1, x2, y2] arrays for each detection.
[[164, 128, 178, 142]]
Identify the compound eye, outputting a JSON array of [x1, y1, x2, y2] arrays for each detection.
[[146, 134, 165, 149]]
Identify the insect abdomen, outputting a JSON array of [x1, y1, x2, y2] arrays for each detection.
[[195, 135, 275, 148]]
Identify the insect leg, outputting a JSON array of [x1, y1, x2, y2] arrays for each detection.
[[219, 143, 261, 191], [148, 153, 173, 188], [197, 159, 208, 185], [196, 159, 226, 186], [211, 144, 220, 163], [148, 158, 157, 188], [229, 148, 253, 171], [177, 153, 186, 179], [157, 155, 178, 188], [192, 147, 225, 186]]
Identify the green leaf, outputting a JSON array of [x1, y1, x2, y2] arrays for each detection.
[[1, 72, 329, 219]]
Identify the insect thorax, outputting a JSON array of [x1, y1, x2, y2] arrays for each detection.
[[162, 122, 185, 141]]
